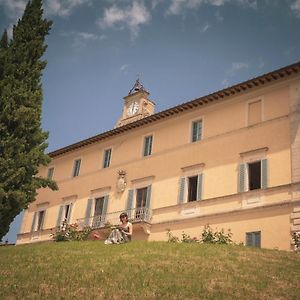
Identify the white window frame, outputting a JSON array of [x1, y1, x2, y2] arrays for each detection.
[[142, 133, 154, 157], [102, 148, 112, 168], [189, 117, 204, 143], [72, 158, 82, 177], [47, 167, 54, 180]]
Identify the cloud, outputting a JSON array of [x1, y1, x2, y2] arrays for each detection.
[[201, 23, 211, 32], [290, 0, 300, 17], [60, 31, 106, 50], [0, 0, 26, 19], [97, 1, 151, 39], [44, 0, 93, 17], [222, 61, 249, 86], [120, 64, 130, 74], [165, 0, 258, 15]]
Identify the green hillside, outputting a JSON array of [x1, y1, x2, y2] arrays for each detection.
[[0, 241, 299, 299]]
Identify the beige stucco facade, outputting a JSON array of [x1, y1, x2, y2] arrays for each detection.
[[17, 63, 300, 250]]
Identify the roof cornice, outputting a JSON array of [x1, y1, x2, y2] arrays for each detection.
[[49, 61, 300, 158]]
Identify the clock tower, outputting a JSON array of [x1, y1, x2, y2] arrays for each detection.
[[115, 79, 155, 127]]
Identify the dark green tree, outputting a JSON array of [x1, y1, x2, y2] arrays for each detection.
[[0, 0, 57, 241]]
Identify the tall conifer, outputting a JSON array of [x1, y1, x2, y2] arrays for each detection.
[[0, 0, 57, 240]]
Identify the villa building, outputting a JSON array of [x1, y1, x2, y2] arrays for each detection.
[[17, 61, 300, 250]]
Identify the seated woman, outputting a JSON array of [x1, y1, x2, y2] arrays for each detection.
[[104, 212, 133, 244]]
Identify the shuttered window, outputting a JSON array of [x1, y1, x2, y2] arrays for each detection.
[[191, 120, 202, 142], [143, 135, 153, 157], [238, 159, 268, 192], [36, 210, 45, 231], [47, 167, 54, 179], [246, 231, 261, 248], [103, 148, 112, 168], [178, 174, 203, 203], [72, 159, 81, 177]]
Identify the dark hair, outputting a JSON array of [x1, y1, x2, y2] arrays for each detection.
[[119, 212, 128, 220]]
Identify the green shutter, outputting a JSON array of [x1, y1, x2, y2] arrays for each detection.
[[56, 205, 64, 227], [126, 189, 134, 219], [178, 177, 185, 204], [85, 198, 93, 226], [246, 232, 252, 247], [40, 211, 46, 230], [254, 232, 261, 248], [102, 196, 109, 224], [261, 159, 268, 189], [197, 173, 203, 201], [239, 164, 246, 193], [31, 212, 37, 232], [145, 185, 152, 209], [67, 203, 73, 224]]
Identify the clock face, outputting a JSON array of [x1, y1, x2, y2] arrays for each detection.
[[127, 101, 139, 116]]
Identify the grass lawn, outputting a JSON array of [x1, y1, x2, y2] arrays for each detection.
[[0, 241, 300, 299]]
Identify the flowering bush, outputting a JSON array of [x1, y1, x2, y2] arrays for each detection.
[[51, 222, 92, 242], [166, 224, 232, 245]]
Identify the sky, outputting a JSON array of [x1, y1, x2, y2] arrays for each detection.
[[1, 0, 300, 243]]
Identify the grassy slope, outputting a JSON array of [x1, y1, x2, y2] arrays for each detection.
[[0, 241, 300, 299]]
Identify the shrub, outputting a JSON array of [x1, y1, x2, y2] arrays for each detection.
[[51, 223, 92, 242], [292, 232, 300, 251], [166, 225, 232, 245]]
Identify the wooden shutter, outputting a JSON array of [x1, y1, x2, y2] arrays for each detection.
[[261, 159, 268, 189], [197, 173, 203, 201], [31, 212, 37, 232], [56, 205, 64, 227], [85, 198, 93, 226], [67, 203, 73, 224], [126, 189, 134, 219], [178, 177, 185, 204], [192, 121, 202, 142], [246, 232, 252, 247], [145, 185, 152, 209], [40, 211, 46, 230], [239, 164, 246, 193], [102, 196, 109, 224]]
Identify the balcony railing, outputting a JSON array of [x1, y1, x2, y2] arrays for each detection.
[[77, 207, 152, 230]]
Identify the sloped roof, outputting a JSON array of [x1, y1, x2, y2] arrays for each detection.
[[49, 61, 300, 158]]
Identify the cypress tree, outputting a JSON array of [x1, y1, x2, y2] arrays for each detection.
[[0, 0, 57, 240]]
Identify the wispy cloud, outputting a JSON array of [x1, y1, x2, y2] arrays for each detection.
[[221, 61, 249, 87], [120, 64, 130, 74], [201, 23, 211, 33], [165, 0, 258, 15], [44, 0, 93, 17], [97, 1, 151, 40], [0, 0, 26, 19], [290, 0, 300, 17], [60, 31, 105, 50]]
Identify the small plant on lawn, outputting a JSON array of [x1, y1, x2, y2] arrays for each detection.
[[51, 223, 92, 242], [166, 229, 180, 243], [292, 232, 300, 251], [181, 232, 199, 243]]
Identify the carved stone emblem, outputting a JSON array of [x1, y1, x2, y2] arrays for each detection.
[[117, 170, 127, 193]]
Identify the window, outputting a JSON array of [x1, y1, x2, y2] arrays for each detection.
[[56, 203, 73, 227], [178, 173, 203, 203], [188, 176, 198, 202], [47, 167, 54, 179], [248, 161, 261, 190], [103, 149, 112, 168], [92, 197, 105, 227], [248, 100, 262, 126], [191, 120, 202, 142], [72, 159, 81, 177], [37, 211, 45, 230], [239, 159, 268, 192], [246, 231, 261, 248], [126, 185, 152, 221], [143, 135, 153, 157]]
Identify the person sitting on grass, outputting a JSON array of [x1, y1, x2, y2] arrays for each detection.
[[104, 212, 133, 244]]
